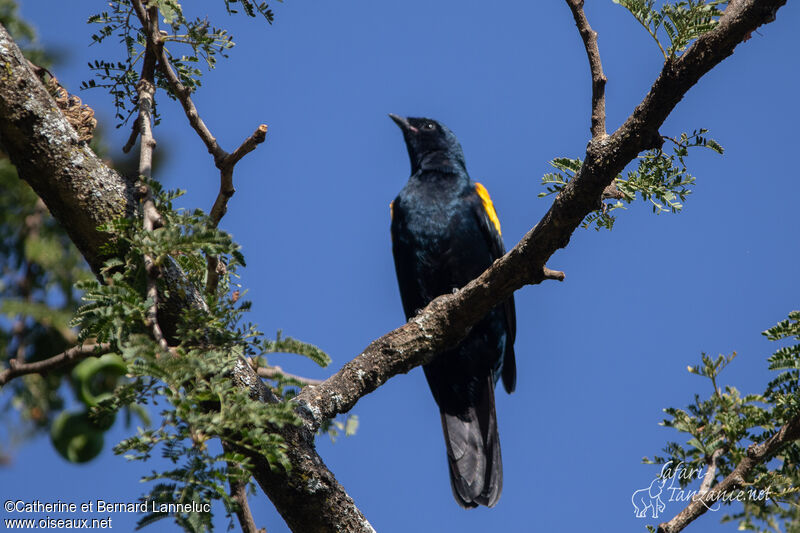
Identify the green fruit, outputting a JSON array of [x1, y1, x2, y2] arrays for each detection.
[[72, 353, 126, 407], [50, 411, 104, 463]]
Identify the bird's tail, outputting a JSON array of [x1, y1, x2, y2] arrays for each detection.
[[439, 376, 502, 508]]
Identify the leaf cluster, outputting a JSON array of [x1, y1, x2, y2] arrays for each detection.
[[540, 129, 722, 230], [71, 183, 330, 531], [614, 0, 727, 59], [644, 311, 800, 532], [83, 0, 276, 126]]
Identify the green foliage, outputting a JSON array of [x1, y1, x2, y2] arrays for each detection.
[[644, 311, 800, 532], [764, 311, 800, 430], [220, 0, 278, 20], [263, 330, 331, 368], [614, 0, 726, 59], [319, 414, 359, 443], [82, 0, 276, 125], [71, 183, 331, 531], [539, 130, 722, 230], [540, 156, 579, 198]]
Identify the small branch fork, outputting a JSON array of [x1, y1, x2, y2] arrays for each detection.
[[130, 0, 267, 296], [0, 343, 112, 387], [565, 0, 607, 138]]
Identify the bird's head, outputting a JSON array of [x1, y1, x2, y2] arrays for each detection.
[[389, 114, 466, 175]]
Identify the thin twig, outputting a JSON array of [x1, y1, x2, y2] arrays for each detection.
[[250, 360, 323, 387], [158, 53, 225, 162], [229, 478, 261, 533], [132, 3, 268, 294], [565, 0, 608, 138], [542, 266, 566, 282], [132, 2, 168, 353], [0, 343, 112, 386], [206, 123, 269, 292], [698, 448, 724, 494], [122, 116, 141, 153]]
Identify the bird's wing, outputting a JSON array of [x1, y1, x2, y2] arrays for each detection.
[[472, 182, 517, 393]]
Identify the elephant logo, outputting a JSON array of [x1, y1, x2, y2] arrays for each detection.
[[631, 476, 668, 518]]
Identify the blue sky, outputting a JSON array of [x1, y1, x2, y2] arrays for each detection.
[[3, 1, 799, 532]]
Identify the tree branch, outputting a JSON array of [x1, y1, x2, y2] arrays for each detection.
[[132, 4, 168, 353], [132, 3, 267, 295], [293, 0, 789, 431], [122, 116, 141, 154], [658, 414, 800, 533], [210, 124, 268, 227], [698, 447, 724, 494], [206, 124, 268, 294], [254, 363, 324, 387], [565, 0, 607, 137], [0, 343, 112, 386], [227, 469, 261, 533]]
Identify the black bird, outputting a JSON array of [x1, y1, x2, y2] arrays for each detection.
[[388, 114, 516, 508]]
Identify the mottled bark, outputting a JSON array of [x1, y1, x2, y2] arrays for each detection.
[[0, 28, 134, 271]]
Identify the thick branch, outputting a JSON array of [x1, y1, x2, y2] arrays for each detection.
[[226, 361, 374, 533], [294, 0, 789, 431], [0, 34, 134, 272], [565, 0, 607, 137], [0, 343, 112, 386], [658, 414, 800, 533]]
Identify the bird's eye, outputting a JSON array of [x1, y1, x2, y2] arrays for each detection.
[[424, 122, 436, 131]]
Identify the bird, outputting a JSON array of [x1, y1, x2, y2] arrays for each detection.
[[388, 114, 516, 508]]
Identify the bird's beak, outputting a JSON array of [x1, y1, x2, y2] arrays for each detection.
[[388, 113, 418, 134]]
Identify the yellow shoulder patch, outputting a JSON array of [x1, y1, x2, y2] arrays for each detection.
[[389, 200, 394, 220], [475, 182, 502, 235]]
